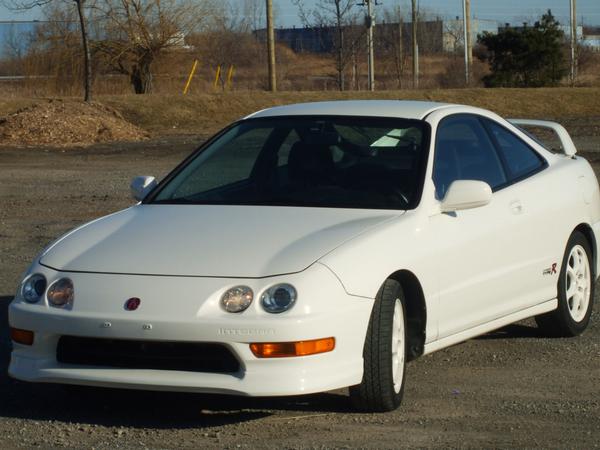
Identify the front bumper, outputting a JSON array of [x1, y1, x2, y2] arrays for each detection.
[[9, 263, 373, 396]]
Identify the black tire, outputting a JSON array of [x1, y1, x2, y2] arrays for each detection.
[[535, 231, 595, 337], [349, 279, 407, 412]]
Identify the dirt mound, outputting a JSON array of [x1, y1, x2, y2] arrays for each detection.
[[0, 99, 148, 146]]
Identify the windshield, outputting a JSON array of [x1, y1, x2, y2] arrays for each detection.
[[149, 116, 430, 210]]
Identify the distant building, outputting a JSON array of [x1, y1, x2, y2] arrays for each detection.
[[559, 25, 584, 39], [257, 19, 495, 55], [582, 27, 600, 51], [268, 26, 333, 54], [582, 35, 600, 51], [376, 21, 444, 54]]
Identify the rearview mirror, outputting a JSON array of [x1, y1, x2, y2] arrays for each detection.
[[130, 176, 157, 201], [440, 180, 492, 212]]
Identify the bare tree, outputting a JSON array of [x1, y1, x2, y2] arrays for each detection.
[[243, 0, 264, 31], [2, 0, 93, 101], [3, 23, 26, 61], [379, 5, 408, 88], [443, 18, 465, 54], [292, 0, 363, 91], [192, 1, 259, 83], [93, 0, 216, 94], [25, 4, 85, 88], [213, 0, 253, 34]]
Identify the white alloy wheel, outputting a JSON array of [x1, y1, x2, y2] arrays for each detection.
[[391, 298, 405, 394], [565, 245, 591, 323], [535, 231, 594, 337]]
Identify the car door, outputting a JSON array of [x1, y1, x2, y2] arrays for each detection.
[[480, 118, 558, 306], [431, 114, 531, 338]]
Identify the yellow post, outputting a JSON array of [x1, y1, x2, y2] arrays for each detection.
[[213, 65, 222, 89], [183, 59, 199, 95], [226, 65, 235, 90]]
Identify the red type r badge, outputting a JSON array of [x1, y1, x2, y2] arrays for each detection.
[[124, 297, 141, 311]]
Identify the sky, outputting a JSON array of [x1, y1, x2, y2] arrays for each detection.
[[0, 0, 599, 27], [273, 0, 600, 27]]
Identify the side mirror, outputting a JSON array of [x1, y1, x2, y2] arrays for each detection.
[[440, 180, 492, 212], [130, 176, 157, 201]]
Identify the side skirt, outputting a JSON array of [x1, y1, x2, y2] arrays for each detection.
[[423, 298, 557, 355]]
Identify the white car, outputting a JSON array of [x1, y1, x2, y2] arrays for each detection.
[[9, 101, 599, 412]]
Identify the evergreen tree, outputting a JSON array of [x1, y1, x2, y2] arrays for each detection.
[[478, 10, 567, 87]]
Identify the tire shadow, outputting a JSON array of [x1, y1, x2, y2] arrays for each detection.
[[0, 295, 351, 429]]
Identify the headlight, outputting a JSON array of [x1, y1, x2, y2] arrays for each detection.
[[261, 284, 297, 313], [47, 278, 74, 308], [21, 274, 47, 304], [221, 286, 253, 313]]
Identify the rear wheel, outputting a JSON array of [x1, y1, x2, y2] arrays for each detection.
[[536, 231, 594, 337], [349, 279, 407, 412]]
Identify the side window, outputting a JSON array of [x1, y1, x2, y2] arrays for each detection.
[[433, 115, 507, 199], [485, 120, 545, 180]]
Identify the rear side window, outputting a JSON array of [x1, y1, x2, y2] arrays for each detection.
[[484, 120, 546, 180], [433, 115, 507, 198]]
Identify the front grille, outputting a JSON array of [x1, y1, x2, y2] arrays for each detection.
[[56, 336, 240, 373]]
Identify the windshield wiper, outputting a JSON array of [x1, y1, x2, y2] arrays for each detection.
[[150, 197, 195, 204]]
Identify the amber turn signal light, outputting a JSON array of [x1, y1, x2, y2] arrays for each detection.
[[10, 327, 34, 346], [250, 337, 335, 358]]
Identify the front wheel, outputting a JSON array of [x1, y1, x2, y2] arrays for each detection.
[[536, 231, 595, 337], [349, 279, 407, 412]]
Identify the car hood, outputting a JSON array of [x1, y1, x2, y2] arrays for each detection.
[[40, 205, 402, 277]]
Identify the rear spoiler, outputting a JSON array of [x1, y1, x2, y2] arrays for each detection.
[[508, 119, 577, 157]]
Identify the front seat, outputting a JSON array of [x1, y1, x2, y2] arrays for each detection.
[[287, 141, 335, 187]]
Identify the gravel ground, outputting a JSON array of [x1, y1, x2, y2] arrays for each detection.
[[1, 128, 600, 449]]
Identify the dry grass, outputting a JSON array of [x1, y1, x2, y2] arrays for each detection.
[[3, 47, 598, 98], [102, 88, 600, 136], [0, 88, 598, 140]]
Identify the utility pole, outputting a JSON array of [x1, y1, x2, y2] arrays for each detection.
[[411, 0, 419, 88], [76, 0, 92, 102], [366, 0, 375, 91], [398, 9, 404, 89], [463, 0, 472, 85], [570, 0, 577, 85], [266, 0, 277, 92]]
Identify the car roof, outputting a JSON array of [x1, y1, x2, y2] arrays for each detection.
[[246, 100, 455, 121]]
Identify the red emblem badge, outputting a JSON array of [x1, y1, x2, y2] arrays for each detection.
[[125, 297, 141, 311]]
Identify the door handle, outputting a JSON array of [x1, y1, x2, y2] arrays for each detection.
[[510, 200, 523, 214]]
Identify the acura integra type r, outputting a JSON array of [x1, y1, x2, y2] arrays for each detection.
[[9, 101, 600, 412]]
